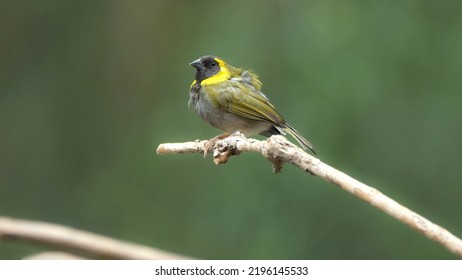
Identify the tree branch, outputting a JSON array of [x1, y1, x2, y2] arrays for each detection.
[[0, 216, 191, 259], [156, 134, 462, 257]]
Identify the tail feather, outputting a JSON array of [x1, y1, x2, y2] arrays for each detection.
[[282, 124, 317, 155]]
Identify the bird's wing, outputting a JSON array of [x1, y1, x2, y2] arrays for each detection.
[[208, 80, 285, 124], [231, 70, 263, 92]]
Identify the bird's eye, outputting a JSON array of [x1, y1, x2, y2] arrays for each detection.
[[210, 60, 218, 67]]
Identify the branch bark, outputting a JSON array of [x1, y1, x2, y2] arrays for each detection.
[[156, 134, 462, 257], [0, 216, 191, 259]]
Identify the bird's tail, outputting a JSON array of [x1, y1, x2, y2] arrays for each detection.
[[282, 124, 317, 155]]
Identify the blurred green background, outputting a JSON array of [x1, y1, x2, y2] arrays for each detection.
[[1, 0, 461, 259]]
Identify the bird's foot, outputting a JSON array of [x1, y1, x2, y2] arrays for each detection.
[[203, 133, 231, 157], [229, 130, 245, 137]]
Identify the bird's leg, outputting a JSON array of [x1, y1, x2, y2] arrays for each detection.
[[229, 130, 244, 137], [203, 133, 231, 157]]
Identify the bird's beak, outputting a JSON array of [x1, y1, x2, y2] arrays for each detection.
[[189, 59, 202, 69]]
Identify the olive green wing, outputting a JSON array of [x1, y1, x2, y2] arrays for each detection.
[[208, 81, 285, 125]]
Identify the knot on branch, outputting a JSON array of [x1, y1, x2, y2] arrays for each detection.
[[261, 135, 296, 173], [212, 136, 242, 165]]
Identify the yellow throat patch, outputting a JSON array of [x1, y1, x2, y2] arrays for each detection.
[[200, 58, 231, 86]]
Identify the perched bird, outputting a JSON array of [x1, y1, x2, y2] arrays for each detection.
[[188, 55, 316, 155]]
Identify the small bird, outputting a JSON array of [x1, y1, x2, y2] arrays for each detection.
[[188, 55, 316, 155]]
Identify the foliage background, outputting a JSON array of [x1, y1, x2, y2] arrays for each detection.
[[1, 0, 461, 259]]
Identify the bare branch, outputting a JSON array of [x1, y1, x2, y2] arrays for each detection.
[[157, 134, 462, 257], [0, 216, 191, 259], [23, 251, 86, 260]]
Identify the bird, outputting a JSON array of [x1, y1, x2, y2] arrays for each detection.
[[188, 55, 316, 155]]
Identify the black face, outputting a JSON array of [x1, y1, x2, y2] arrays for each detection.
[[190, 55, 221, 83]]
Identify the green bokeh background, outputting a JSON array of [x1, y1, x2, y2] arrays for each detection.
[[1, 0, 461, 259]]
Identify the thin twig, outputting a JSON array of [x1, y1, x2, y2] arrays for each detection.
[[156, 133, 462, 257], [0, 216, 191, 259]]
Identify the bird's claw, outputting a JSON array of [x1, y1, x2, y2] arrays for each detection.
[[203, 133, 231, 157]]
